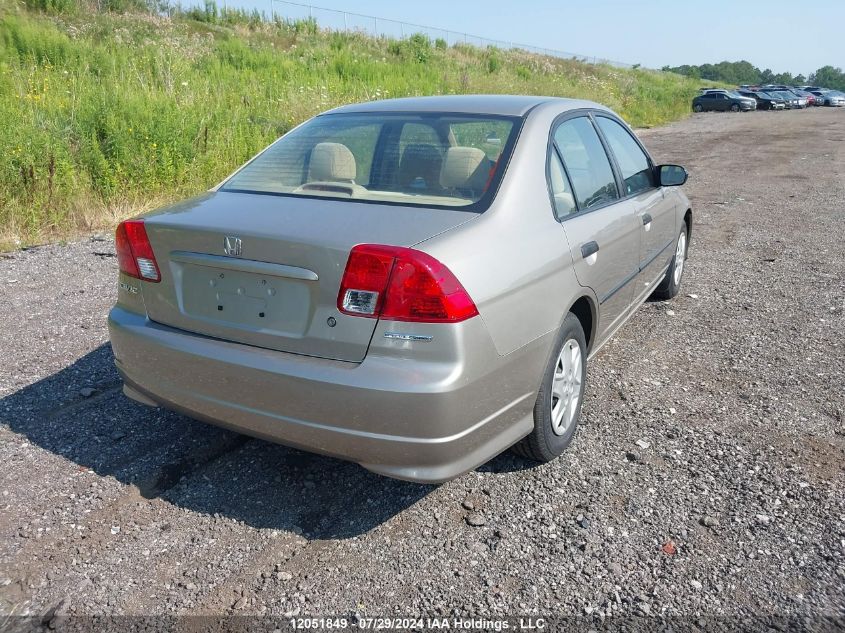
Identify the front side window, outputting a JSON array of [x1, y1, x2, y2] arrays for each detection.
[[553, 117, 619, 210], [595, 116, 655, 196], [222, 113, 519, 211]]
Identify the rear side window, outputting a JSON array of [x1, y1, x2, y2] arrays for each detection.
[[553, 117, 619, 210], [595, 117, 655, 196], [548, 152, 577, 219]]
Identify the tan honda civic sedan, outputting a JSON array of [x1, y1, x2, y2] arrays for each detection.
[[108, 95, 691, 483]]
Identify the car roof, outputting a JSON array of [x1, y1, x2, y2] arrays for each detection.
[[322, 94, 604, 117]]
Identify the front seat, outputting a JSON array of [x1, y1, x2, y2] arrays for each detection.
[[439, 146, 490, 197], [398, 143, 443, 193]]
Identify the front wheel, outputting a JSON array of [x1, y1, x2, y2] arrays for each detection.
[[652, 224, 688, 300], [731, 104, 740, 112], [512, 313, 587, 463]]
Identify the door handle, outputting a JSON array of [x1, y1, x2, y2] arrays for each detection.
[[581, 241, 599, 259], [642, 213, 653, 225]]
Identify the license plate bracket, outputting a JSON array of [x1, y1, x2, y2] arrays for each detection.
[[180, 264, 311, 335]]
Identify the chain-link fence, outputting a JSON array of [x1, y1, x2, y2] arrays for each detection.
[[264, 0, 634, 69]]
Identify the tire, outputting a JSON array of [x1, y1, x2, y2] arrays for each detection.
[[731, 104, 740, 112], [693, 104, 703, 113], [512, 313, 587, 463], [652, 223, 688, 300]]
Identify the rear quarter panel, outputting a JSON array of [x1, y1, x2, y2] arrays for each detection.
[[114, 272, 148, 316]]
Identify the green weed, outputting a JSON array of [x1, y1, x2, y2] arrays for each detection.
[[0, 2, 701, 245]]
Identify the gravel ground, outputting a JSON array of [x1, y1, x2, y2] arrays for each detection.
[[1, 108, 844, 627]]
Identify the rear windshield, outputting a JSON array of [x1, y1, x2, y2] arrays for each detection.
[[222, 112, 521, 211]]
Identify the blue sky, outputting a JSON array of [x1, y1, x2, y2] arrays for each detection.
[[220, 0, 843, 75]]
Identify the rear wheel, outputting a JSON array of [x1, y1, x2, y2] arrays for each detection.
[[693, 104, 703, 113], [652, 223, 688, 300], [513, 313, 587, 463]]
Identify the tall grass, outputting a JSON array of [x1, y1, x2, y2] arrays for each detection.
[[0, 1, 701, 246]]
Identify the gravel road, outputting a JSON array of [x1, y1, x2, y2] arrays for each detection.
[[1, 108, 844, 627]]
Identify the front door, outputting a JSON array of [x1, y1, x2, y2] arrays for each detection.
[[593, 115, 677, 300]]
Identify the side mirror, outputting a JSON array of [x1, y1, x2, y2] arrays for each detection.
[[657, 164, 688, 187]]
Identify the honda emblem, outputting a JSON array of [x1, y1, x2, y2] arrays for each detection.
[[223, 236, 242, 257]]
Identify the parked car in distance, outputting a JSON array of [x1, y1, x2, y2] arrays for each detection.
[[784, 90, 808, 108], [737, 89, 785, 110], [812, 90, 845, 106], [693, 91, 757, 112], [790, 89, 817, 106], [759, 86, 805, 107], [768, 90, 802, 109], [108, 95, 692, 483]]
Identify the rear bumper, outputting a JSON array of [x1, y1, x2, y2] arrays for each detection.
[[108, 307, 545, 483]]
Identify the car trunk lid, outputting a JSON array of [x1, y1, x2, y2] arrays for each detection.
[[139, 191, 476, 362]]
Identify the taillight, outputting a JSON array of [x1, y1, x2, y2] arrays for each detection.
[[115, 220, 161, 283], [338, 244, 478, 323]]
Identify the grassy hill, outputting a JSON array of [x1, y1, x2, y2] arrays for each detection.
[[0, 1, 702, 247]]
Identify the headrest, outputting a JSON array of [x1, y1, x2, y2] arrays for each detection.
[[308, 142, 356, 182], [398, 143, 443, 187], [440, 146, 487, 190]]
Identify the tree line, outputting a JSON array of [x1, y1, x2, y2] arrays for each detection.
[[662, 60, 845, 91]]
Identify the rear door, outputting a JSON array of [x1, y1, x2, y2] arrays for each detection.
[[594, 114, 676, 299], [550, 114, 639, 339]]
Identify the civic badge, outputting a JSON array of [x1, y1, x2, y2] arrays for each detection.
[[223, 236, 242, 257]]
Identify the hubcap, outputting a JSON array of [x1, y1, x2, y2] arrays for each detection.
[[550, 338, 583, 436], [673, 231, 686, 286]]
